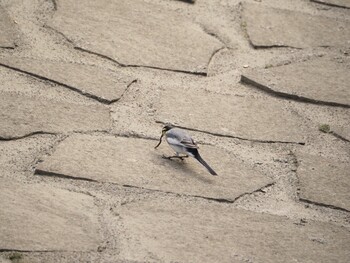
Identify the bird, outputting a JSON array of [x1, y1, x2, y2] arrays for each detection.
[[155, 124, 217, 176]]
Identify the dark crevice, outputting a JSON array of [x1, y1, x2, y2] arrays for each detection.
[[310, 0, 350, 9], [207, 47, 226, 72], [241, 75, 350, 108], [0, 63, 118, 104], [0, 248, 94, 253], [45, 26, 208, 76], [33, 169, 274, 204], [115, 79, 138, 103], [0, 131, 57, 141], [155, 121, 305, 145], [0, 46, 15, 50], [75, 47, 207, 76], [299, 198, 350, 213], [251, 43, 300, 50], [330, 131, 350, 143], [35, 169, 98, 182]]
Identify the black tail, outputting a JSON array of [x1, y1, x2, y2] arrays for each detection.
[[194, 152, 217, 176]]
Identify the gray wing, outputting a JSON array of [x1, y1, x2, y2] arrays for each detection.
[[168, 128, 198, 149]]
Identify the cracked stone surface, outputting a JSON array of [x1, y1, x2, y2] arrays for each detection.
[[297, 152, 350, 211], [118, 198, 350, 262], [1, 0, 350, 261], [0, 6, 18, 48], [311, 0, 350, 8], [242, 2, 350, 48], [0, 57, 136, 103], [48, 0, 223, 74], [35, 134, 273, 201], [156, 86, 307, 143], [241, 56, 350, 107], [0, 177, 101, 251], [0, 92, 111, 139]]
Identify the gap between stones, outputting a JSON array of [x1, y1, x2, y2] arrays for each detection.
[[35, 168, 275, 204], [155, 120, 306, 145], [45, 26, 208, 76], [299, 198, 350, 213], [46, 18, 222, 77], [74, 46, 208, 76], [0, 131, 57, 141], [0, 63, 118, 105], [310, 0, 350, 9], [240, 75, 350, 108]]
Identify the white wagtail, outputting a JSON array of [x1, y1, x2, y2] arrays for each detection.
[[155, 124, 217, 176]]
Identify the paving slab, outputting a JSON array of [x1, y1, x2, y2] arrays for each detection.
[[241, 57, 350, 107], [48, 0, 222, 74], [0, 6, 18, 48], [311, 0, 350, 8], [35, 134, 273, 201], [118, 199, 350, 262], [297, 152, 350, 211], [242, 2, 350, 48], [0, 92, 111, 139], [156, 87, 307, 143], [0, 57, 136, 103], [0, 178, 101, 251]]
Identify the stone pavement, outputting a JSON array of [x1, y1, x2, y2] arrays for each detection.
[[0, 0, 349, 262]]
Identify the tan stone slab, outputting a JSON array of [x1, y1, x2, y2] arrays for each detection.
[[297, 152, 350, 211], [118, 199, 350, 262], [0, 178, 101, 251], [0, 57, 135, 104], [0, 6, 18, 48], [241, 57, 350, 107], [48, 0, 222, 74], [156, 87, 307, 143], [242, 2, 350, 48], [36, 134, 273, 201], [0, 92, 111, 139], [311, 0, 350, 8]]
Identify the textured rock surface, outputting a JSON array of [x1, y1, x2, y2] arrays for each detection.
[[241, 57, 350, 107], [0, 57, 135, 103], [1, 0, 349, 261], [36, 134, 273, 200], [297, 152, 350, 211], [0, 92, 111, 139], [0, 6, 18, 48], [156, 86, 307, 143], [242, 2, 350, 48], [118, 199, 350, 262], [0, 178, 101, 251], [48, 0, 222, 74]]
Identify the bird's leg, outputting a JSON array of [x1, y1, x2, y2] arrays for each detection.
[[162, 153, 189, 161]]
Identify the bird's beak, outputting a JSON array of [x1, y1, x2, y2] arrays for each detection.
[[154, 131, 165, 149]]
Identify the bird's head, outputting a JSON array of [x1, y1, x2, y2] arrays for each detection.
[[155, 123, 174, 149], [162, 123, 174, 135]]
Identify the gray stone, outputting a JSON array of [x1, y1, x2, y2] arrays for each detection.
[[241, 57, 350, 107], [0, 57, 135, 104], [0, 92, 111, 139], [0, 178, 101, 251], [118, 199, 350, 262], [242, 2, 350, 48], [156, 87, 307, 143], [36, 134, 273, 201], [48, 0, 222, 74], [311, 0, 350, 9], [0, 6, 18, 48], [297, 152, 350, 211]]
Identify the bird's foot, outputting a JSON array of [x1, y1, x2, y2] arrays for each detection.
[[162, 154, 188, 161]]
